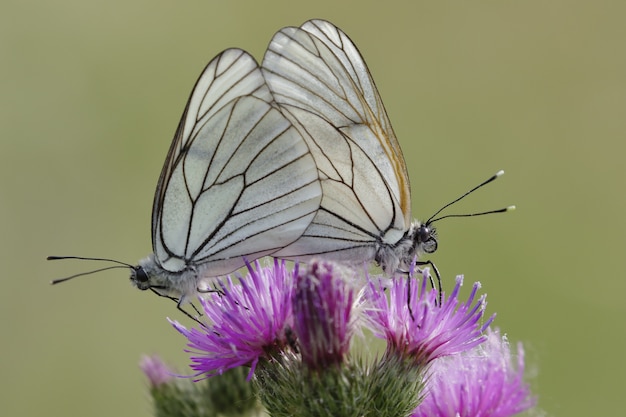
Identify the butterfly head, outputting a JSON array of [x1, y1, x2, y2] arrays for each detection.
[[130, 254, 200, 304], [375, 222, 438, 274], [130, 264, 151, 291], [414, 221, 438, 255], [131, 255, 173, 292]]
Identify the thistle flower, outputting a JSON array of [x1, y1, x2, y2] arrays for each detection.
[[140, 354, 175, 387], [140, 355, 206, 417], [292, 261, 359, 370], [365, 267, 494, 366], [255, 261, 422, 417], [170, 259, 295, 379], [167, 260, 537, 417], [412, 328, 536, 417]]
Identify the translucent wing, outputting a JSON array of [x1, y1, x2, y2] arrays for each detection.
[[152, 48, 322, 275], [262, 20, 411, 261]]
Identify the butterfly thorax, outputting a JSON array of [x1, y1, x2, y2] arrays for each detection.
[[374, 221, 438, 273]]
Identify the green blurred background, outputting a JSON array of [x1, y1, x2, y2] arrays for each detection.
[[2, 1, 624, 416]]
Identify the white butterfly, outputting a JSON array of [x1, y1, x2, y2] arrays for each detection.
[[262, 20, 511, 275], [260, 19, 437, 273], [142, 48, 322, 302], [51, 49, 322, 308]]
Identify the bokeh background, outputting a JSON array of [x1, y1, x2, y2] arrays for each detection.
[[2, 1, 624, 416]]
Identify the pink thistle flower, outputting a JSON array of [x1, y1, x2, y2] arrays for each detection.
[[412, 328, 536, 417], [139, 354, 175, 387], [365, 266, 493, 366], [292, 261, 359, 370], [170, 260, 294, 380]]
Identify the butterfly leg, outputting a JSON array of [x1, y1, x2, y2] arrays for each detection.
[[149, 288, 205, 326], [199, 282, 251, 311], [415, 259, 442, 306]]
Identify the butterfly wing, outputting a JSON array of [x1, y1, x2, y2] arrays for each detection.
[[262, 20, 411, 262], [152, 48, 322, 275]]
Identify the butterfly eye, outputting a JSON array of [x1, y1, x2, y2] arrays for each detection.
[[130, 266, 153, 292], [133, 267, 149, 284]]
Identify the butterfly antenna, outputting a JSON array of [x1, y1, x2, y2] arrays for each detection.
[[47, 255, 134, 267], [429, 205, 515, 224], [47, 256, 134, 285], [426, 170, 512, 224]]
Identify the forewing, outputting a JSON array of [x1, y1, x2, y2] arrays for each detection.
[[152, 49, 321, 273], [262, 20, 411, 259]]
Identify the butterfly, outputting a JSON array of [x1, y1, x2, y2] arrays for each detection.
[[261, 20, 511, 277], [50, 48, 323, 309]]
